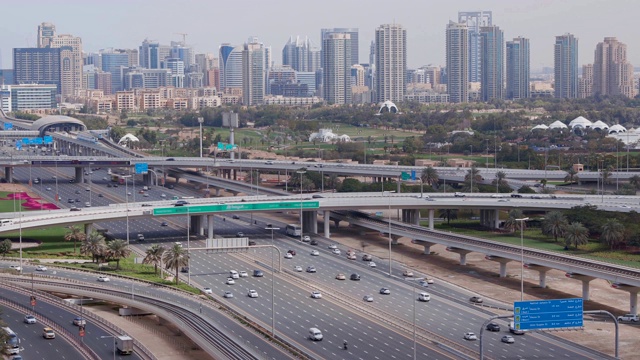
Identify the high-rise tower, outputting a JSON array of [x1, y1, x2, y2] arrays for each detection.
[[37, 22, 56, 48], [321, 28, 359, 66], [480, 25, 503, 101], [322, 33, 352, 104], [593, 37, 635, 98], [219, 44, 243, 92], [458, 11, 492, 83], [446, 21, 468, 103], [374, 23, 406, 103], [554, 33, 579, 99], [506, 37, 530, 100], [243, 38, 265, 105]]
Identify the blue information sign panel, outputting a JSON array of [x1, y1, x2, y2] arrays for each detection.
[[134, 163, 148, 174], [514, 298, 583, 331], [4, 122, 12, 130], [43, 136, 53, 144]]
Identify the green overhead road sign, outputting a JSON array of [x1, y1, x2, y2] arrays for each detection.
[[153, 200, 320, 216], [401, 172, 410, 181]]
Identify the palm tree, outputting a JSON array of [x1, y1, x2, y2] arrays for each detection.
[[600, 166, 612, 185], [163, 243, 189, 284], [503, 209, 524, 233], [105, 239, 131, 270], [80, 231, 106, 263], [601, 219, 625, 249], [563, 222, 589, 250], [629, 175, 640, 190], [564, 168, 579, 184], [439, 209, 458, 225], [64, 225, 86, 254], [541, 211, 568, 242], [463, 166, 482, 192], [143, 244, 166, 275], [420, 167, 439, 196]]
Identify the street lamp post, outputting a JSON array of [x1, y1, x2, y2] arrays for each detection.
[[198, 117, 204, 158], [100, 335, 116, 360], [187, 206, 191, 285], [122, 175, 132, 244], [407, 277, 424, 360], [296, 170, 306, 242], [383, 190, 395, 277], [516, 217, 529, 301], [266, 225, 280, 338]]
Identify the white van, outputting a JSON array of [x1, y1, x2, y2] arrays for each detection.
[[229, 270, 239, 279], [308, 327, 323, 341], [418, 292, 431, 302], [0, 219, 13, 226]]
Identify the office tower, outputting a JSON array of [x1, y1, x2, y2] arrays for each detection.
[[282, 36, 321, 72], [1, 84, 57, 110], [139, 39, 159, 69], [122, 67, 171, 90], [593, 37, 635, 98], [351, 64, 365, 87], [458, 11, 492, 83], [37, 22, 56, 48], [95, 72, 112, 94], [578, 64, 593, 98], [480, 25, 503, 101], [165, 58, 185, 88], [219, 44, 243, 91], [171, 41, 194, 66], [423, 65, 442, 87], [124, 49, 139, 67], [13, 48, 61, 90], [321, 28, 359, 65], [446, 21, 469, 103], [100, 49, 130, 93], [242, 39, 265, 105], [49, 34, 83, 98], [554, 33, 579, 99], [375, 23, 406, 103], [506, 37, 530, 100], [322, 33, 352, 104], [195, 53, 217, 87]]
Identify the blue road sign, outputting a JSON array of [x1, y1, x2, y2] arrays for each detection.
[[217, 142, 224, 151], [411, 170, 416, 181], [134, 163, 148, 174], [43, 136, 53, 144], [4, 122, 12, 130], [514, 298, 583, 331], [33, 137, 43, 145], [16, 140, 22, 150]]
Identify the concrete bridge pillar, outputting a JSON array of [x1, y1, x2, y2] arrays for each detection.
[[84, 223, 92, 236], [565, 273, 596, 301], [75, 167, 84, 183], [428, 209, 435, 230], [524, 264, 552, 288], [198, 215, 206, 236], [207, 215, 214, 239], [391, 234, 402, 245], [4, 167, 12, 183], [411, 239, 436, 255], [333, 219, 341, 228], [485, 255, 513, 277], [142, 173, 151, 186], [611, 284, 640, 314], [232, 169, 237, 181], [494, 209, 500, 229], [323, 210, 330, 238], [214, 188, 221, 197], [302, 211, 318, 234], [446, 247, 472, 265]]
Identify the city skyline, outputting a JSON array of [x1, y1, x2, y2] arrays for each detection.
[[1, 0, 639, 71]]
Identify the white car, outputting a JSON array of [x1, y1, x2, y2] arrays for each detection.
[[420, 278, 435, 286], [223, 291, 234, 298], [24, 315, 37, 324], [403, 270, 414, 277], [379, 288, 391, 295], [617, 314, 639, 322], [369, 261, 377, 268], [293, 266, 303, 272], [464, 332, 477, 341], [35, 265, 47, 271], [284, 253, 293, 259], [239, 271, 249, 278], [328, 244, 337, 250], [310, 291, 322, 299], [302, 235, 311, 242], [306, 266, 317, 273], [248, 289, 259, 298], [363, 295, 374, 302], [203, 287, 213, 294], [331, 248, 341, 255], [230, 270, 239, 279], [9, 265, 22, 271], [310, 250, 320, 256], [501, 335, 515, 344], [226, 278, 235, 285], [97, 276, 110, 282]]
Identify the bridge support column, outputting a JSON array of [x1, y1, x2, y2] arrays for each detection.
[[565, 273, 596, 301], [84, 223, 92, 236], [302, 211, 318, 234], [485, 255, 513, 277], [391, 234, 402, 245], [4, 167, 12, 183], [412, 239, 436, 254], [524, 264, 552, 288], [402, 209, 420, 225], [214, 188, 221, 197], [198, 215, 206, 236], [207, 215, 214, 239], [494, 209, 500, 229], [446, 247, 472, 265], [232, 169, 237, 181], [75, 167, 84, 183], [323, 211, 330, 238], [611, 284, 640, 314], [428, 209, 434, 230], [142, 173, 151, 186], [333, 219, 341, 228]]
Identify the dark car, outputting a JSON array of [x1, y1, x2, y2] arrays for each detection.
[[248, 240, 256, 246], [180, 266, 189, 273], [67, 199, 74, 203], [232, 215, 240, 219], [253, 270, 264, 277], [486, 323, 500, 332], [510, 193, 523, 198], [161, 222, 168, 227], [470, 296, 484, 304], [362, 254, 373, 261], [287, 250, 296, 256], [174, 200, 189, 207], [309, 240, 319, 246], [350, 273, 361, 281], [166, 158, 175, 161], [70, 207, 81, 212], [312, 194, 324, 198]]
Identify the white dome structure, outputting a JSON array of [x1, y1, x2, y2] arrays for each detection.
[[608, 124, 627, 134], [531, 124, 549, 130], [548, 120, 568, 129], [591, 120, 609, 130], [118, 133, 140, 146], [377, 100, 399, 114], [569, 116, 592, 129]]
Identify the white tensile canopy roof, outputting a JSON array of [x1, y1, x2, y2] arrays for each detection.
[[609, 124, 628, 134], [591, 120, 609, 130], [531, 124, 549, 130], [569, 116, 592, 128], [548, 120, 568, 129]]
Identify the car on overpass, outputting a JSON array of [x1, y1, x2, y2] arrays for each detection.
[[617, 314, 639, 322]]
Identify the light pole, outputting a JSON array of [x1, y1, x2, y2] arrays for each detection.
[[407, 277, 424, 360], [100, 335, 116, 360], [198, 117, 204, 158], [296, 170, 306, 242], [383, 190, 395, 277], [122, 175, 132, 244], [516, 217, 529, 301], [187, 206, 191, 285], [266, 225, 280, 338]]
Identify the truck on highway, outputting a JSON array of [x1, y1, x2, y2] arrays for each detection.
[[115, 335, 133, 355]]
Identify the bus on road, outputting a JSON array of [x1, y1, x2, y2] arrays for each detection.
[[285, 224, 301, 237], [2, 327, 20, 355]]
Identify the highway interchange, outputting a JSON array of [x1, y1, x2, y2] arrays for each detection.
[[0, 159, 619, 360]]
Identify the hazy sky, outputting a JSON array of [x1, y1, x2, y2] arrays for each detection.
[[1, 0, 638, 71]]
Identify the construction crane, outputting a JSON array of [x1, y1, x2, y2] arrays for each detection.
[[174, 33, 188, 44]]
